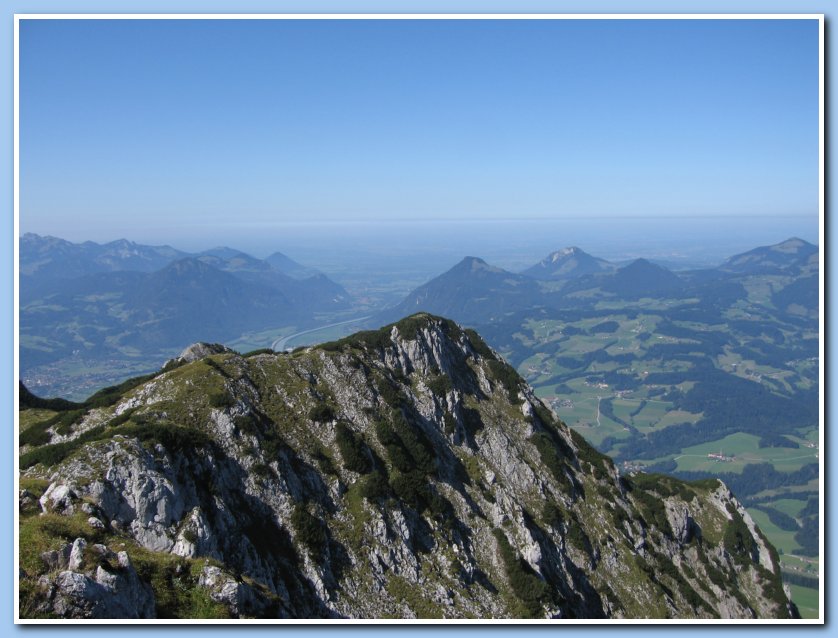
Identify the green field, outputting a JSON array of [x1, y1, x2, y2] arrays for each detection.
[[623, 400, 669, 432], [781, 554, 819, 575], [673, 433, 818, 474], [747, 510, 801, 556], [789, 584, 819, 619], [771, 499, 807, 518]]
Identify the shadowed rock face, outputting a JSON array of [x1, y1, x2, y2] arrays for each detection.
[[18, 314, 797, 620]]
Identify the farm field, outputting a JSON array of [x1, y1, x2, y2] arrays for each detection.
[[789, 585, 819, 619]]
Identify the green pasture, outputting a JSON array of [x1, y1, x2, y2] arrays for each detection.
[[673, 433, 817, 474], [19, 409, 57, 431], [780, 554, 818, 574], [789, 585, 819, 619], [752, 480, 820, 501], [771, 499, 808, 520], [523, 319, 565, 342], [623, 400, 670, 432], [653, 408, 702, 428], [747, 509, 801, 556]]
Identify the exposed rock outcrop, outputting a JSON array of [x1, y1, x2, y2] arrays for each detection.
[[34, 539, 155, 619], [18, 314, 797, 620]]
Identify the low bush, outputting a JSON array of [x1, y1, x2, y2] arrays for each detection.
[[377, 411, 436, 476], [487, 360, 523, 404], [308, 404, 336, 423], [19, 382, 81, 411], [427, 374, 453, 397], [290, 504, 327, 553], [20, 421, 212, 470], [464, 329, 495, 359], [359, 470, 390, 501], [243, 348, 274, 358], [208, 391, 235, 409], [492, 529, 551, 617], [335, 422, 373, 474]]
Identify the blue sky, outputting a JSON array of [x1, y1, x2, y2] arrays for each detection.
[[19, 17, 819, 243]]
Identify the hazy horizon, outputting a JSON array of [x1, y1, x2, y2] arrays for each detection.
[[20, 18, 819, 245], [20, 213, 820, 279]]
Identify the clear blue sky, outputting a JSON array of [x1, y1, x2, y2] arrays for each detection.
[[19, 18, 819, 242]]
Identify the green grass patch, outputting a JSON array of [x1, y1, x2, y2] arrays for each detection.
[[23, 512, 237, 621], [674, 433, 817, 475], [127, 546, 231, 619], [789, 584, 819, 619], [386, 574, 444, 619], [747, 509, 801, 556], [19, 408, 58, 431]]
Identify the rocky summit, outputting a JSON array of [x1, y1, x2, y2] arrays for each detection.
[[18, 314, 797, 620]]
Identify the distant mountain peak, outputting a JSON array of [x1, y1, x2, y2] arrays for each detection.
[[523, 246, 613, 281], [379, 257, 541, 326], [550, 246, 582, 261], [456, 256, 497, 272], [621, 257, 655, 270], [105, 238, 136, 247], [602, 258, 682, 297], [772, 237, 814, 252], [200, 246, 248, 260], [721, 237, 818, 274], [19, 233, 190, 278], [264, 250, 321, 280]]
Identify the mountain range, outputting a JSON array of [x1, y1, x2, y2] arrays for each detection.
[[20, 234, 323, 281], [18, 314, 796, 619], [20, 234, 818, 401], [379, 238, 818, 328], [20, 234, 350, 368]]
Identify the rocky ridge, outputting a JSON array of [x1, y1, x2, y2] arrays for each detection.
[[18, 314, 797, 620]]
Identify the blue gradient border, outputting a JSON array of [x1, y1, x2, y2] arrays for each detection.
[[3, 1, 831, 635]]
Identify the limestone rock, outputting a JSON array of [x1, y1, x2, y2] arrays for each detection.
[[18, 314, 796, 620], [36, 539, 155, 619], [174, 342, 232, 364], [39, 484, 77, 514]]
